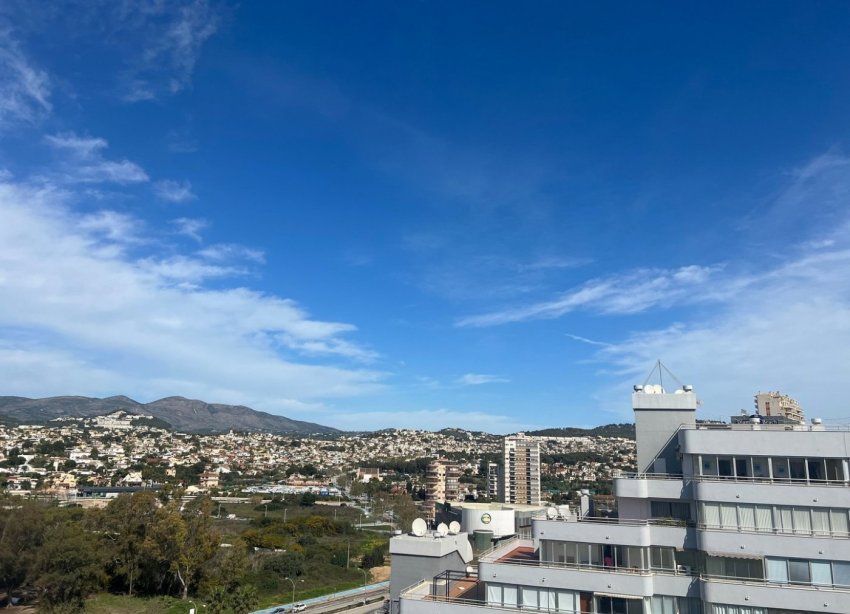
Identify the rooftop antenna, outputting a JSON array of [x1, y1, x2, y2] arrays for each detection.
[[643, 360, 685, 390]]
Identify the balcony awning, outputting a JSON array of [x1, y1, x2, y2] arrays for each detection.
[[593, 591, 644, 600]]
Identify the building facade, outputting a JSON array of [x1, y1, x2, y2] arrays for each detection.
[[754, 391, 804, 424], [396, 383, 850, 614], [425, 458, 461, 521], [487, 462, 500, 501], [503, 434, 541, 505]]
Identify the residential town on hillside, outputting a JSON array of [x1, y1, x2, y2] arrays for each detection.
[[0, 410, 636, 503]]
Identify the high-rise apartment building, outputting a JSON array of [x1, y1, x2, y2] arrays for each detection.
[[396, 381, 850, 614], [487, 462, 500, 501], [755, 391, 804, 423], [425, 458, 460, 521], [502, 434, 541, 505]]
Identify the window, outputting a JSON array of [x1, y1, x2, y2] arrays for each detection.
[[811, 561, 832, 586], [718, 457, 733, 478], [772, 457, 789, 480], [766, 558, 788, 584], [651, 501, 690, 520], [735, 458, 749, 478], [650, 547, 675, 570], [595, 597, 642, 614], [788, 559, 811, 584], [831, 509, 850, 535], [720, 503, 737, 529], [808, 460, 825, 482], [825, 458, 845, 482], [701, 502, 720, 527], [834, 562, 850, 587], [738, 504, 756, 531], [789, 458, 806, 481]]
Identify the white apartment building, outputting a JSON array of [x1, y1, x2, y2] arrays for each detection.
[[503, 434, 541, 505], [396, 382, 850, 614]]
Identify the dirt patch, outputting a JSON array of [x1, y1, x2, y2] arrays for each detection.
[[370, 565, 391, 582]]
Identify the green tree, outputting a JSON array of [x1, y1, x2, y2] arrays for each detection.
[[31, 524, 106, 613], [100, 491, 160, 596], [152, 497, 219, 599], [0, 499, 45, 604], [230, 584, 258, 614]]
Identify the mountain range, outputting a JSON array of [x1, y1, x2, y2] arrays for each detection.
[[0, 395, 339, 435]]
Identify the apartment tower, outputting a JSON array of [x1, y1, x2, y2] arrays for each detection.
[[502, 433, 541, 505]]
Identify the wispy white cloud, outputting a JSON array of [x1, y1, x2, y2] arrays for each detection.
[[0, 30, 51, 129], [565, 333, 611, 348], [0, 178, 384, 413], [198, 243, 265, 264], [172, 217, 207, 242], [45, 132, 149, 184], [456, 373, 510, 386], [457, 264, 724, 327], [120, 0, 221, 101], [154, 179, 196, 203], [586, 153, 850, 421]]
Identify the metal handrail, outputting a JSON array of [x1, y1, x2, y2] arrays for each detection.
[[531, 513, 691, 528], [479, 555, 696, 578], [401, 592, 597, 614], [696, 523, 850, 539], [701, 574, 850, 592], [476, 535, 529, 560], [614, 471, 850, 487]]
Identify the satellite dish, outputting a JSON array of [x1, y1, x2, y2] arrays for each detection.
[[411, 518, 427, 537], [546, 508, 557, 519], [449, 521, 461, 534], [437, 522, 449, 536]]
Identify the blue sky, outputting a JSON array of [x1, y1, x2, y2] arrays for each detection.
[[2, 2, 850, 432]]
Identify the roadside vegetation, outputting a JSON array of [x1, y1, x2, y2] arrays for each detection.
[[0, 491, 394, 613]]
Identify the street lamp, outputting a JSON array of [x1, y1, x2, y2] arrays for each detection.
[[284, 577, 303, 605], [361, 569, 369, 604]]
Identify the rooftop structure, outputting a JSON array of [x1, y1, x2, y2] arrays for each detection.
[[394, 379, 850, 614]]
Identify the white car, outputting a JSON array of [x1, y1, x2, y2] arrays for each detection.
[[293, 603, 307, 612]]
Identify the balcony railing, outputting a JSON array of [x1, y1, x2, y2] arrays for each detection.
[[614, 471, 850, 487], [531, 512, 691, 528], [701, 573, 850, 593]]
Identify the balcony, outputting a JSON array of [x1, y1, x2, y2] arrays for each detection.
[[476, 537, 695, 598], [613, 473, 690, 500], [693, 478, 850, 508], [531, 514, 695, 549], [700, 576, 850, 614]]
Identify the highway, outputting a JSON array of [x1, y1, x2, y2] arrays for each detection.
[[252, 582, 389, 614]]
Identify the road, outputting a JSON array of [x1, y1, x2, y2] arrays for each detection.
[[252, 582, 389, 614]]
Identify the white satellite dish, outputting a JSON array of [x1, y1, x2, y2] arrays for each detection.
[[449, 521, 461, 534], [437, 522, 449, 536], [546, 507, 557, 519], [411, 518, 427, 537]]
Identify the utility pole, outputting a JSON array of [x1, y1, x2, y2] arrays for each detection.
[[347, 540, 350, 569]]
